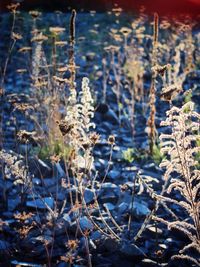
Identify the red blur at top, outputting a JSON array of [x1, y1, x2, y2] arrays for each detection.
[[111, 0, 200, 17], [0, 0, 200, 20]]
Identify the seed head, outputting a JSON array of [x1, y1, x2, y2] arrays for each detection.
[[108, 135, 115, 145], [89, 132, 100, 145]]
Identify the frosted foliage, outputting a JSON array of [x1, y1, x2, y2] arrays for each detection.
[[79, 77, 95, 132], [158, 101, 200, 264], [32, 42, 42, 81], [0, 150, 31, 186], [160, 102, 200, 179], [64, 77, 95, 171], [32, 42, 48, 83]]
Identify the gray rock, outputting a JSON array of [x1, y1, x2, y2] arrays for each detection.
[[96, 103, 109, 114], [99, 183, 120, 204], [11, 260, 42, 267], [56, 261, 69, 267], [91, 230, 101, 240], [143, 162, 161, 172], [26, 197, 54, 210], [120, 242, 144, 259], [0, 240, 10, 250], [55, 163, 65, 177], [104, 108, 119, 124], [103, 238, 119, 252], [43, 178, 56, 187], [62, 213, 72, 225], [130, 199, 150, 217], [56, 192, 65, 201], [32, 178, 41, 186], [2, 211, 13, 219], [5, 181, 13, 190], [101, 182, 118, 189], [83, 188, 95, 204], [79, 216, 93, 231], [103, 202, 115, 211], [56, 262, 68, 267], [29, 158, 52, 178], [140, 259, 159, 266], [99, 192, 118, 204], [159, 243, 168, 250], [112, 146, 123, 161], [118, 202, 129, 214], [108, 170, 121, 181], [95, 158, 108, 170], [146, 225, 163, 234], [140, 169, 162, 179], [34, 233, 53, 243], [140, 140, 149, 150], [145, 240, 155, 250], [123, 166, 139, 172], [125, 181, 135, 188], [8, 196, 20, 211]]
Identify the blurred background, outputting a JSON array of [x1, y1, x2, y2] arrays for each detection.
[[0, 0, 200, 18]]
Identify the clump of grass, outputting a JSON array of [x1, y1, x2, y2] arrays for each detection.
[[122, 147, 135, 163], [122, 145, 163, 165], [151, 143, 164, 165]]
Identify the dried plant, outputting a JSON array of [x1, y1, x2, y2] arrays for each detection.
[[147, 13, 159, 155], [1, 2, 21, 88], [0, 3, 21, 150], [63, 77, 96, 176], [154, 101, 200, 265], [1, 6, 200, 267], [0, 149, 32, 206], [104, 44, 122, 124], [23, 10, 74, 160], [0, 150, 31, 185], [68, 9, 76, 90]]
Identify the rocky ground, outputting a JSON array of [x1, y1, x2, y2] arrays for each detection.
[[0, 10, 200, 267]]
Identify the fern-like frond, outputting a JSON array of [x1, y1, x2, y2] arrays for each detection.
[[172, 254, 200, 266]]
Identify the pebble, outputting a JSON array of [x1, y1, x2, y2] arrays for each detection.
[[26, 197, 54, 210], [79, 216, 93, 231]]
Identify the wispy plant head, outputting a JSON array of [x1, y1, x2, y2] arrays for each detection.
[[12, 32, 22, 41], [31, 32, 48, 43], [119, 27, 132, 37], [7, 3, 20, 13], [108, 135, 115, 146], [29, 10, 41, 19], [160, 84, 182, 102], [159, 101, 200, 179], [156, 101, 200, 264], [49, 27, 65, 35]]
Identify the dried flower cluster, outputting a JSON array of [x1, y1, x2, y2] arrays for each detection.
[[0, 150, 31, 186], [64, 77, 96, 171]]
